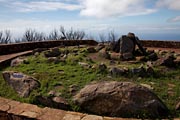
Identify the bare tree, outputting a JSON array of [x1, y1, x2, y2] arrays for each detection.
[[108, 31, 117, 42], [48, 29, 60, 40], [59, 26, 67, 40], [0, 31, 3, 43], [14, 38, 22, 43], [59, 26, 86, 40], [0, 30, 11, 44], [85, 34, 95, 40], [99, 33, 107, 44], [22, 29, 45, 42]]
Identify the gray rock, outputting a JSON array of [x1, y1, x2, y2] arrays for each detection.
[[34, 52, 40, 57], [147, 52, 158, 61], [120, 36, 135, 60], [69, 84, 78, 95], [98, 49, 110, 59], [98, 63, 107, 72], [35, 95, 70, 110], [87, 47, 96, 53], [73, 81, 169, 118], [140, 53, 158, 62], [146, 66, 155, 76], [109, 67, 127, 76], [33, 48, 48, 54], [120, 36, 134, 54], [95, 43, 105, 51], [109, 60, 116, 65], [47, 57, 60, 64], [2, 71, 40, 97], [10, 57, 28, 67], [130, 65, 146, 77], [156, 54, 176, 67], [78, 62, 91, 69], [44, 47, 61, 57]]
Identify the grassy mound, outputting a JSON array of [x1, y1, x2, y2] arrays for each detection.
[[0, 46, 180, 118]]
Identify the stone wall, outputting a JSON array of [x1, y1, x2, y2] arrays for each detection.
[[0, 40, 98, 55], [141, 40, 180, 49], [0, 97, 127, 120], [0, 40, 180, 55]]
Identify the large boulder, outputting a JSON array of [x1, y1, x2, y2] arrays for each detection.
[[119, 35, 135, 60], [73, 81, 169, 118], [2, 71, 40, 97]]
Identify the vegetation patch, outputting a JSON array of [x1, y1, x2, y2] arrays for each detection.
[[0, 46, 180, 118]]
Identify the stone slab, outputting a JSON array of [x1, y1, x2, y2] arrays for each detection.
[[37, 107, 65, 120], [82, 115, 103, 120]]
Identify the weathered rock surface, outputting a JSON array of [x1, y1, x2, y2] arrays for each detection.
[[87, 47, 96, 53], [95, 43, 105, 51], [44, 47, 61, 57], [120, 36, 135, 60], [109, 67, 127, 76], [98, 49, 111, 59], [98, 63, 107, 72], [47, 57, 60, 64], [78, 62, 91, 69], [73, 81, 169, 118], [35, 95, 70, 110], [10, 57, 28, 67], [32, 48, 48, 54], [130, 65, 146, 77], [156, 54, 176, 67], [2, 71, 40, 97]]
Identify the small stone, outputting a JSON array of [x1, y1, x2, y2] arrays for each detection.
[[109, 67, 126, 76], [78, 62, 91, 69], [87, 47, 96, 53], [140, 83, 154, 90], [69, 84, 78, 95], [109, 60, 116, 65], [34, 52, 40, 57], [98, 63, 107, 72], [48, 90, 56, 97]]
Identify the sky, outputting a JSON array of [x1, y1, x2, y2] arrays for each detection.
[[0, 0, 180, 41]]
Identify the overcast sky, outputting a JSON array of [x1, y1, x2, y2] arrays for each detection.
[[0, 0, 180, 40]]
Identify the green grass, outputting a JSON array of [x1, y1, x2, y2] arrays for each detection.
[[0, 46, 180, 118]]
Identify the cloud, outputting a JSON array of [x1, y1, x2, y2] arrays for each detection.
[[156, 0, 180, 10], [10, 1, 82, 12], [168, 16, 180, 22], [2, 0, 157, 18], [79, 0, 156, 18]]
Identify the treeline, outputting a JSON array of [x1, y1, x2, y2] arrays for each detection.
[[0, 26, 119, 44]]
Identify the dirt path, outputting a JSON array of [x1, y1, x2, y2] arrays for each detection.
[[0, 51, 32, 63]]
